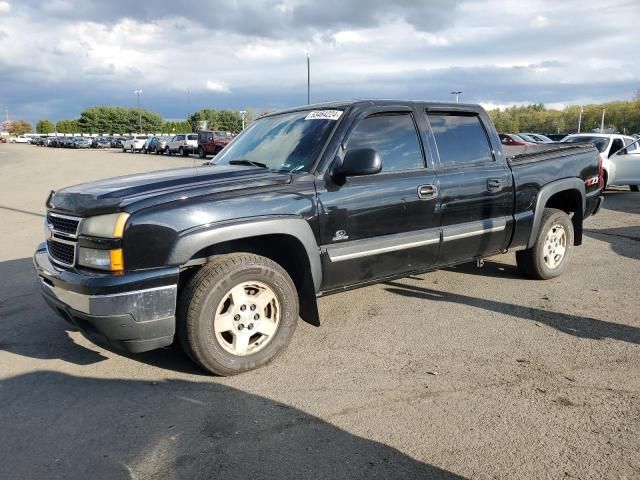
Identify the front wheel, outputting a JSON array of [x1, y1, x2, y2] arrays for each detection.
[[177, 253, 299, 376], [630, 185, 639, 192], [516, 208, 574, 280], [198, 146, 206, 159]]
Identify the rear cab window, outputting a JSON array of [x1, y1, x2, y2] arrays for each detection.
[[346, 112, 424, 172], [427, 113, 494, 168]]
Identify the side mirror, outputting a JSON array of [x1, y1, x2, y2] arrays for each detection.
[[333, 148, 381, 180]]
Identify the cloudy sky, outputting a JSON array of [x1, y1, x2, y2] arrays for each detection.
[[1, 0, 638, 123]]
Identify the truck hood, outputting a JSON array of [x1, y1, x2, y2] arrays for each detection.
[[49, 165, 291, 216]]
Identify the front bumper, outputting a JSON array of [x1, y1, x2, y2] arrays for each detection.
[[34, 244, 179, 353]]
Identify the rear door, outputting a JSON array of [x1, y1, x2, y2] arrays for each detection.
[[317, 106, 441, 290], [425, 110, 514, 265]]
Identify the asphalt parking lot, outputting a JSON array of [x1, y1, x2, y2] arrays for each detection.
[[0, 143, 638, 480]]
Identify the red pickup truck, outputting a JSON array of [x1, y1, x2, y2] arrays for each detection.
[[197, 130, 233, 158]]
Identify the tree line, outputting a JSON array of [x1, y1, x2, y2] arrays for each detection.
[[12, 98, 640, 137], [487, 99, 640, 135], [26, 106, 248, 135]]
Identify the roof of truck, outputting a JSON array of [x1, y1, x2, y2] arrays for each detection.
[[266, 100, 485, 116]]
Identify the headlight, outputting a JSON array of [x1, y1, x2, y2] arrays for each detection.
[[80, 213, 129, 238], [78, 248, 124, 271], [78, 213, 128, 271]]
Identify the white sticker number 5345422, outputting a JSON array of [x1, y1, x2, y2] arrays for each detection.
[[305, 110, 343, 121]]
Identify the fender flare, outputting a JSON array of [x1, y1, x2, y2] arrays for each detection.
[[527, 178, 586, 248], [167, 216, 322, 291]]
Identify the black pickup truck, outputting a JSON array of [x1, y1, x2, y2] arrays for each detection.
[[34, 100, 603, 375]]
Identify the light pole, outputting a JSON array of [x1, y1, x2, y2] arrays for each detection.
[[306, 53, 310, 105], [134, 89, 143, 133], [577, 105, 583, 133], [450, 91, 462, 103], [600, 108, 606, 133], [239, 110, 247, 130], [187, 88, 191, 118]]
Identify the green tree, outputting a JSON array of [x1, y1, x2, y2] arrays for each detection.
[[56, 119, 80, 134], [163, 121, 192, 134], [188, 109, 244, 133], [78, 106, 164, 134], [36, 119, 55, 134], [9, 120, 32, 135]]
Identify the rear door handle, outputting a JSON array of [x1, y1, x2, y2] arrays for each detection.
[[418, 184, 438, 199], [487, 179, 503, 192]]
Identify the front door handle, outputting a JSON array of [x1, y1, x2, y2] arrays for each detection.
[[418, 184, 438, 199], [487, 178, 503, 192]]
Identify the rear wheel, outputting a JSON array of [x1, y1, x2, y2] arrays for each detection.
[[178, 253, 299, 376], [516, 208, 574, 280], [165, 147, 171, 155], [630, 185, 639, 192], [179, 147, 185, 157]]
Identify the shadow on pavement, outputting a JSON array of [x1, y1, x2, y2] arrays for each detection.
[[0, 257, 205, 375], [384, 281, 640, 346], [445, 261, 523, 280], [0, 371, 466, 480], [584, 226, 640, 261], [600, 189, 640, 215]]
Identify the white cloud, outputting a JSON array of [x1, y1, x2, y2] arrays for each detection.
[[205, 80, 231, 93], [0, 1, 10, 13], [1, 0, 639, 122]]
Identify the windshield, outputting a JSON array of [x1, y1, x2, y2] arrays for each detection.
[[213, 110, 341, 173], [561, 136, 610, 152], [214, 131, 232, 138]]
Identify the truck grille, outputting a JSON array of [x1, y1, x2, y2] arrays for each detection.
[[46, 239, 76, 267], [45, 212, 82, 267], [47, 213, 80, 236]]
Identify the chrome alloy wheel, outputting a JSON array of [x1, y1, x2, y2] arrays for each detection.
[[213, 281, 280, 356], [543, 224, 567, 269]]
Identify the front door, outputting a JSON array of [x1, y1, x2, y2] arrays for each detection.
[[425, 111, 514, 266], [614, 138, 640, 184], [317, 108, 441, 291]]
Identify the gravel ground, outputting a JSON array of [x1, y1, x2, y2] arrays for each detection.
[[0, 143, 638, 480]]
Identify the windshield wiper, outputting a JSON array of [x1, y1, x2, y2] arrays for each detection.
[[228, 159, 268, 169]]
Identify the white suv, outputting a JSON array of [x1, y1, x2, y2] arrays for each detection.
[[561, 133, 640, 191], [122, 135, 148, 153], [166, 133, 198, 156]]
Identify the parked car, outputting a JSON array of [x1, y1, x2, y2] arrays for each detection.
[[62, 137, 76, 148], [561, 133, 640, 190], [91, 137, 112, 149], [73, 137, 92, 149], [166, 133, 198, 156], [122, 135, 148, 153], [35, 100, 603, 375], [499, 133, 534, 146], [10, 135, 30, 144], [519, 133, 555, 143], [0, 137, 6, 143], [197, 130, 233, 158], [145, 136, 170, 154], [111, 137, 126, 148]]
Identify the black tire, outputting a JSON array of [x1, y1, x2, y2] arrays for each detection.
[[602, 171, 608, 190], [179, 147, 186, 157], [516, 208, 574, 280], [177, 253, 299, 376], [198, 146, 206, 159], [165, 147, 171, 155], [630, 185, 639, 192]]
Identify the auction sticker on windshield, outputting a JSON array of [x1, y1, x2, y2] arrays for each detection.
[[305, 110, 343, 121]]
